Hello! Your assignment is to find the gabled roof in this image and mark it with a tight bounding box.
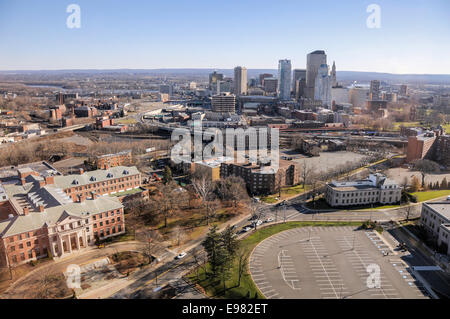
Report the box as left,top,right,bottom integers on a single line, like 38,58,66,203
53,166,140,190
0,196,123,237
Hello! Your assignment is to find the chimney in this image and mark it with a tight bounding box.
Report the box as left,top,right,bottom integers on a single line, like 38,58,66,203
79,168,84,175
39,205,45,213
23,207,29,216
39,180,46,188
45,176,55,185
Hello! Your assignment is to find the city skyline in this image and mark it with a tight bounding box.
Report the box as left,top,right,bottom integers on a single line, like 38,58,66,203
0,0,449,73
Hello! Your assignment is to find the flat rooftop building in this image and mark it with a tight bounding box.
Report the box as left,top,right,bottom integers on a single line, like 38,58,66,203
325,173,401,207
420,198,450,255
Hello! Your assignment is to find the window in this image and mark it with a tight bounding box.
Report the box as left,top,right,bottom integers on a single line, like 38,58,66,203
19,243,23,249
26,241,31,247
11,255,17,263
10,246,15,252
20,253,25,261
28,250,33,259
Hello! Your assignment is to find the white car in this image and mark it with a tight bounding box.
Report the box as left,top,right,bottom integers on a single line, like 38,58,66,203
175,252,187,259
242,226,253,232
255,220,263,226
265,217,274,223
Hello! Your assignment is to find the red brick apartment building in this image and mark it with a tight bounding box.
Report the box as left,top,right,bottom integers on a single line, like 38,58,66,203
406,127,448,167
220,159,300,195
0,165,141,267
94,150,133,170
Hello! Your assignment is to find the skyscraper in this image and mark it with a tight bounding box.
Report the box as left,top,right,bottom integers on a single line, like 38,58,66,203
234,66,248,96
209,71,224,87
331,61,337,87
314,64,332,108
293,69,306,98
278,59,292,100
369,80,381,100
306,50,327,99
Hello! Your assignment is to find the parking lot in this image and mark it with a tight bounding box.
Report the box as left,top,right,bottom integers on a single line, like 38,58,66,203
249,226,430,299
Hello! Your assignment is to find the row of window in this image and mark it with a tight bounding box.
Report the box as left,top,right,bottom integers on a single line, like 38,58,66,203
8,231,40,243
93,216,121,228
94,225,122,238
10,247,47,263
66,176,139,193
92,209,121,221
9,238,40,251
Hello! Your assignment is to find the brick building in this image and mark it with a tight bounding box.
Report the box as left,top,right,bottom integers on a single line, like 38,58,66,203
94,150,133,170
220,159,300,195
406,127,448,167
0,166,137,267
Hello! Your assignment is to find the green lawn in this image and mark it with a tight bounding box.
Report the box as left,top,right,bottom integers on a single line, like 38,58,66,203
115,117,137,124
392,121,420,131
411,190,450,202
188,221,362,299
260,184,310,203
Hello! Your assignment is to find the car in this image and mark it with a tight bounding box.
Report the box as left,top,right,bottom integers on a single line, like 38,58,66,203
175,252,187,259
242,226,253,232
265,217,274,223
255,220,263,226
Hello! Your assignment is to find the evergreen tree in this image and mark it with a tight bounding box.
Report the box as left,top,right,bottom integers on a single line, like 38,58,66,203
441,177,448,190
221,226,239,257
202,225,223,277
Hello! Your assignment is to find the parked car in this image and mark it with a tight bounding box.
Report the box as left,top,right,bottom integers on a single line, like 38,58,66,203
265,217,274,223
175,252,187,259
242,226,253,232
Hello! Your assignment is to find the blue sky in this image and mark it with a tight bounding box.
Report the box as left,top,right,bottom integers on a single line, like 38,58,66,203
0,0,449,73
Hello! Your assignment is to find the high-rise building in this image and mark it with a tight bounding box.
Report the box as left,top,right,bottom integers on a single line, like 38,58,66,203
263,78,278,94
234,66,248,96
160,84,173,96
314,64,332,108
306,50,327,99
293,69,306,98
259,73,273,86
277,59,292,100
331,61,337,87
211,93,236,113
216,78,233,94
400,84,407,96
209,71,224,87
369,80,381,100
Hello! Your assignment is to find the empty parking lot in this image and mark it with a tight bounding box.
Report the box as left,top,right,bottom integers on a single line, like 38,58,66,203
249,226,430,299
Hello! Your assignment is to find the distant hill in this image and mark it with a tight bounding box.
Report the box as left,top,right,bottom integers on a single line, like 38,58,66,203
1,69,450,84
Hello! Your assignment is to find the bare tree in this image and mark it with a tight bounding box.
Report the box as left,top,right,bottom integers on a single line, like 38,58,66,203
300,160,311,189
171,226,187,248
249,201,264,230
137,229,163,265
402,206,413,222
413,159,440,187
192,174,215,225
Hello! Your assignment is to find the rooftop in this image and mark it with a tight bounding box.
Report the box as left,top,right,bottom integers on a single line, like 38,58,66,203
424,200,450,220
